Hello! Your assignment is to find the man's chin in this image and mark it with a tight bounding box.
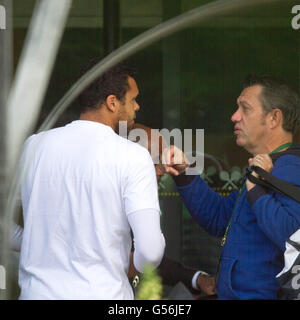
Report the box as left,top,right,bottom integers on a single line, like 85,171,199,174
235,136,245,147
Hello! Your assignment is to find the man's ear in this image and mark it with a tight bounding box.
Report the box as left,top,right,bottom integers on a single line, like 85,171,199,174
269,108,282,129
105,95,119,112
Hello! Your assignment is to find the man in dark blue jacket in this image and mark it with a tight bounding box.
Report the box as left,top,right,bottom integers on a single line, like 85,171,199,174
162,75,300,299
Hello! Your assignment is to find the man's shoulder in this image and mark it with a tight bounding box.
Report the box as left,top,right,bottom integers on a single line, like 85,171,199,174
114,136,154,174
272,148,300,185
24,131,46,148
24,127,64,146
117,134,150,157
273,145,300,168
274,154,300,168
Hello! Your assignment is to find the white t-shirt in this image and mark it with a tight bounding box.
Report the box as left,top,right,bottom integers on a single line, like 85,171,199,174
18,120,163,300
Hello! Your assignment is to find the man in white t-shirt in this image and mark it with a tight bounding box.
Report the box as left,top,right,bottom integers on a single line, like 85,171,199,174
18,61,165,300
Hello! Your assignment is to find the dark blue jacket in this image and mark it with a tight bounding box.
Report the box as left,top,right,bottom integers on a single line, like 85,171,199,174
174,146,300,299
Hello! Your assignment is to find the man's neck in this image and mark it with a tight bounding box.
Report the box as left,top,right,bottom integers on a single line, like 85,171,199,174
79,112,116,132
251,134,293,156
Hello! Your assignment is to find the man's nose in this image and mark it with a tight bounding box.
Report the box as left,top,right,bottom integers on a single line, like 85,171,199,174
135,102,140,111
231,108,241,123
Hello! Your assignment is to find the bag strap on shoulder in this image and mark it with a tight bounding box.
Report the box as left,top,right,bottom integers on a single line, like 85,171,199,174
246,145,300,204
246,165,300,204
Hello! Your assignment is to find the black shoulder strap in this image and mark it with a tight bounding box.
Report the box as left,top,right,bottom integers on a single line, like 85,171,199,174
246,146,300,204
247,166,300,204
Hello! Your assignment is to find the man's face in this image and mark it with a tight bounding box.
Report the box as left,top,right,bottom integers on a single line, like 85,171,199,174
231,85,269,154
118,76,140,131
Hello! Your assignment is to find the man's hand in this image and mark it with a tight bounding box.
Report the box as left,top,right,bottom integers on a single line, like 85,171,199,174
196,274,215,296
246,154,273,191
161,145,190,176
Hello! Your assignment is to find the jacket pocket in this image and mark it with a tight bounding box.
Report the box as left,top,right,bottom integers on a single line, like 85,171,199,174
217,256,238,299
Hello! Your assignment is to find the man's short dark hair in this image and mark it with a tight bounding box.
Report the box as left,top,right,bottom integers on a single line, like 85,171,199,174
243,74,300,135
78,58,136,113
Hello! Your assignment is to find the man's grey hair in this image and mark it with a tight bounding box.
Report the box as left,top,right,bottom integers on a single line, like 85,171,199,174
243,74,300,135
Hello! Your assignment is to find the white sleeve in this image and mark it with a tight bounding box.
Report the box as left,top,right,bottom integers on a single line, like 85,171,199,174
192,270,209,290
124,146,160,215
128,209,165,273
11,222,23,252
